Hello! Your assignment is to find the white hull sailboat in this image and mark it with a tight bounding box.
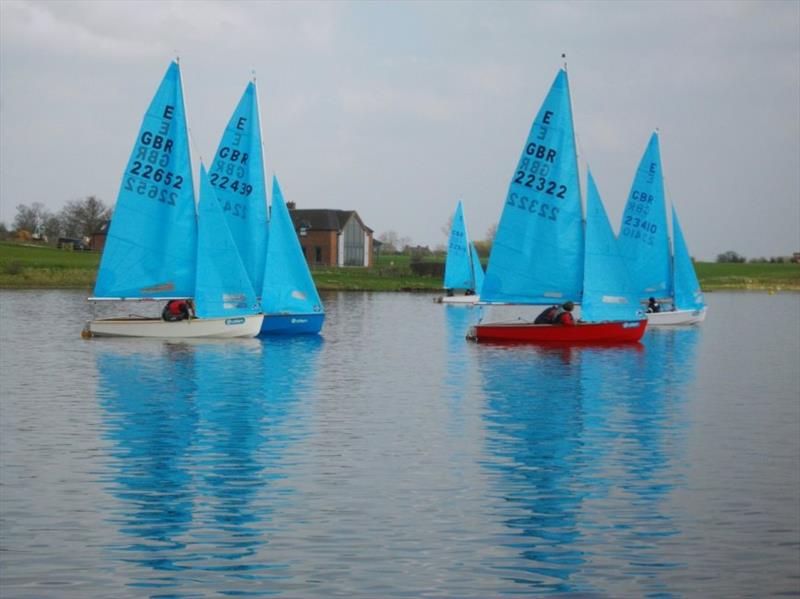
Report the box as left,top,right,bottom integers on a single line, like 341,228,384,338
436,200,485,304
87,314,263,338
618,132,707,327
86,61,263,339
647,307,706,326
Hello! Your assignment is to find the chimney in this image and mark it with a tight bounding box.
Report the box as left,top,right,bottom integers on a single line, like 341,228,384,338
286,201,296,210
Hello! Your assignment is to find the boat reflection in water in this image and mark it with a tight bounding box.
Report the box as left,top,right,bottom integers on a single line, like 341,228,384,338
95,336,322,593
476,327,700,594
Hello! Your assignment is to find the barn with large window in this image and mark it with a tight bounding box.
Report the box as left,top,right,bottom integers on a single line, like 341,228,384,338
287,204,374,267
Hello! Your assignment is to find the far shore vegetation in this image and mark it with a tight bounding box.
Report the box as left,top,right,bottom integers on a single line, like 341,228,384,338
1,241,799,293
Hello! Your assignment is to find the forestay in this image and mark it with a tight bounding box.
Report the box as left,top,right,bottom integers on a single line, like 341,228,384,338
671,205,705,310
260,176,324,316
481,69,583,304
443,200,474,290
582,171,642,322
194,165,261,319
617,131,671,301
93,61,197,299
210,81,269,293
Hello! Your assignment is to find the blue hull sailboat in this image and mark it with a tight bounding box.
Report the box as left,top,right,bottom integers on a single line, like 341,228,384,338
260,176,325,334
86,61,263,338
618,132,706,325
469,67,646,344
438,200,485,304
211,80,324,335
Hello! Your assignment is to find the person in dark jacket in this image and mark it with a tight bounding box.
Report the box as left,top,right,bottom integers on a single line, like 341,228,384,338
553,301,576,326
647,297,661,313
534,301,576,325
162,299,195,322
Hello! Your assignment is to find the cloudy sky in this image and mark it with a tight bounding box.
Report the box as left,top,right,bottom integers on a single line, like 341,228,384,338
1,0,798,260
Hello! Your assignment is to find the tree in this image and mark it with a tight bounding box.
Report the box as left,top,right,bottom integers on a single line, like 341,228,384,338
60,196,111,239
0,222,9,240
42,214,63,243
441,214,453,239
378,230,403,253
485,222,498,243
14,202,49,235
716,250,746,263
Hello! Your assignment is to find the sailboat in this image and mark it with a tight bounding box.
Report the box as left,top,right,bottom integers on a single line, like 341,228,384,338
468,68,646,344
211,80,324,335
618,132,707,325
259,176,325,334
85,61,263,338
437,200,485,304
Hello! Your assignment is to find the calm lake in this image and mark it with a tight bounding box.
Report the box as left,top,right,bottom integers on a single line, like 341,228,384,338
1,290,798,597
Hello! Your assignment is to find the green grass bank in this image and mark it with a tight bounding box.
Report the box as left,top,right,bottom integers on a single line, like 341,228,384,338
1,242,798,292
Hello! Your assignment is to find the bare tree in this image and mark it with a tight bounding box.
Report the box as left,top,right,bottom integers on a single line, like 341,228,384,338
43,214,63,243
60,196,111,239
485,222,498,243
13,202,50,235
377,230,400,253
441,214,453,239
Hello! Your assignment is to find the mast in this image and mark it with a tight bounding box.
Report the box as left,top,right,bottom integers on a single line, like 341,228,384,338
251,70,270,221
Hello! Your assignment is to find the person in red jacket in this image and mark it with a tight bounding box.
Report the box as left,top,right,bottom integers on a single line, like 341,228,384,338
553,301,576,326
162,299,195,322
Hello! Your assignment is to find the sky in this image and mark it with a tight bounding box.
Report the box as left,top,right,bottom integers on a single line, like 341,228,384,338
1,0,798,261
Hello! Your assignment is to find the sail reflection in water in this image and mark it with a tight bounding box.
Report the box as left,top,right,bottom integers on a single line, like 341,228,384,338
95,337,322,592
476,329,700,594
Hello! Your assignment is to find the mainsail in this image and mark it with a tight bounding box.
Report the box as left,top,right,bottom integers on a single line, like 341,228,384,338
209,81,269,293
481,69,583,304
582,171,642,322
194,165,261,319
443,200,474,290
94,61,197,299
617,131,671,301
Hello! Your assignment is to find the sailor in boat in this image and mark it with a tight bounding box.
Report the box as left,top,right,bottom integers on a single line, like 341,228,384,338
534,301,576,325
162,299,195,322
647,297,662,313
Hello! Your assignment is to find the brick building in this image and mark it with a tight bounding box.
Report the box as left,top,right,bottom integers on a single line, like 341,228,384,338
288,204,373,267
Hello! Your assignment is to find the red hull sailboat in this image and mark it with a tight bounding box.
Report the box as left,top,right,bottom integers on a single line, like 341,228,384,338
468,320,647,344
473,66,647,345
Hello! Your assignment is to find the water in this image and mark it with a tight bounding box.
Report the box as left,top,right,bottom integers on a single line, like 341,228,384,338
1,290,798,597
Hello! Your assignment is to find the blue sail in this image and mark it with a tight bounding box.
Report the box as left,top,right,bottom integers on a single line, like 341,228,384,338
443,200,474,290
481,69,583,304
671,205,705,310
194,165,260,318
617,131,671,301
470,242,485,295
94,61,197,298
260,176,324,318
210,81,269,293
582,171,642,322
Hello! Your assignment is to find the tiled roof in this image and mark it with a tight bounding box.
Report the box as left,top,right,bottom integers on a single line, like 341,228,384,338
288,209,372,233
